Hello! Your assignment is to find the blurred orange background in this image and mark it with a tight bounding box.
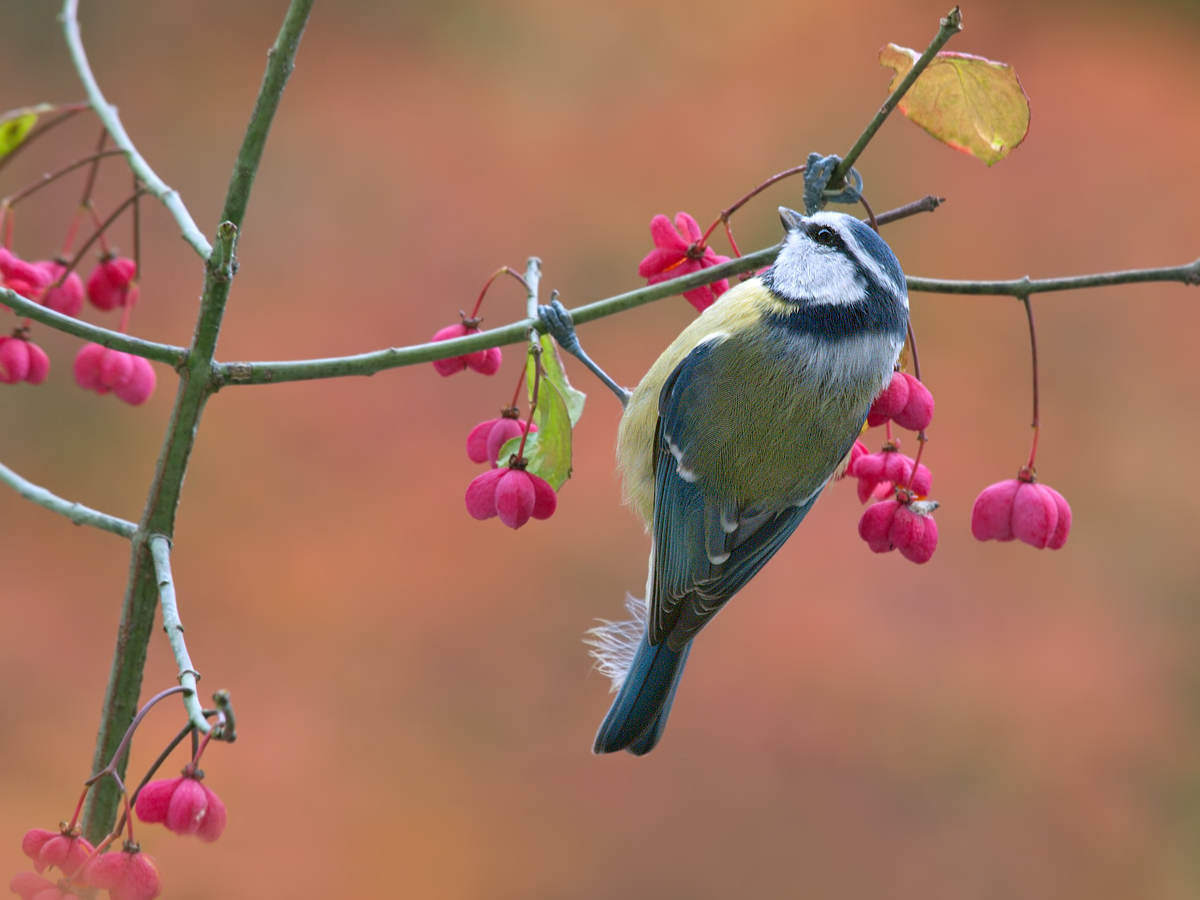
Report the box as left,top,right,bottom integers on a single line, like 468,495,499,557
2,1,1199,897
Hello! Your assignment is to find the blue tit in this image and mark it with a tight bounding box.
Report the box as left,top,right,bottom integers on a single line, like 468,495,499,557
589,207,909,755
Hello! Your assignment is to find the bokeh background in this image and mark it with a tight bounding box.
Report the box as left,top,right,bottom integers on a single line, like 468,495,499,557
2,1,1199,897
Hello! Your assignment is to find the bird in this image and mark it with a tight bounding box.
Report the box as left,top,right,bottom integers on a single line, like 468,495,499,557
588,206,910,755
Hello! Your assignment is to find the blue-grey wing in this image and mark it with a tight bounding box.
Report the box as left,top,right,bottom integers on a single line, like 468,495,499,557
648,339,820,650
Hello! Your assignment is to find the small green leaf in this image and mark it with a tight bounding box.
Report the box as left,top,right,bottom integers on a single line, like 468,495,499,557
880,44,1030,166
536,333,586,426
0,104,54,159
497,352,573,490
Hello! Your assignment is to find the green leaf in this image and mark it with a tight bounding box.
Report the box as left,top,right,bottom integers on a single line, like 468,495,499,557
496,352,573,490
880,44,1030,166
535,333,586,426
0,104,54,159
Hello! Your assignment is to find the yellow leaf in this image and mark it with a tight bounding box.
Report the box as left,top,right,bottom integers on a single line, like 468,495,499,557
0,104,54,159
881,44,1030,166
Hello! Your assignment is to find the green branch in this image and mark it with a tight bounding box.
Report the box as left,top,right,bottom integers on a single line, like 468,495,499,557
0,459,136,537
2,288,188,364
212,246,780,386
830,6,963,189
148,536,209,734
907,258,1200,296
212,248,1200,388
80,0,314,843
61,0,212,260
220,0,314,230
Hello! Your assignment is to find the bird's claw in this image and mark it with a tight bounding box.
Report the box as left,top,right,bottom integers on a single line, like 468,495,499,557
537,298,582,355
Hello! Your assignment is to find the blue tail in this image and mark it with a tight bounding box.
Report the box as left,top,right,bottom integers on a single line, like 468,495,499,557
593,634,691,755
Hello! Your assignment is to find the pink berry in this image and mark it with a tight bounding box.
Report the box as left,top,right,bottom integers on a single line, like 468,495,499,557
8,871,66,900
857,497,939,563
0,248,53,299
858,499,899,553
430,322,502,377
32,261,84,317
848,445,931,504
73,343,107,391
892,374,935,431
971,479,1020,542
866,372,934,431
85,256,137,311
21,827,94,877
135,774,227,842
971,477,1072,550
0,336,31,384
467,345,502,375
466,416,538,467
837,439,870,481
23,341,49,385
465,467,557,529
73,344,156,404
82,847,162,900
114,355,156,406
866,371,910,426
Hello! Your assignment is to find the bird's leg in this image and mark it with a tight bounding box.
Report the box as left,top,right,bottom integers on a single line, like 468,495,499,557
537,295,632,408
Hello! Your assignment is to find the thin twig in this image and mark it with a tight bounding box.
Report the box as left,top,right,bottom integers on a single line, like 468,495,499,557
52,188,144,286
907,259,1200,296
0,459,136,537
84,686,187,787
523,257,542,321
830,7,963,190
0,288,187,364
60,0,212,259
148,536,211,735
871,195,943,227
1,149,125,207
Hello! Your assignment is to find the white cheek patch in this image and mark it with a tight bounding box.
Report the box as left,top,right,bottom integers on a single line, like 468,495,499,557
772,237,864,306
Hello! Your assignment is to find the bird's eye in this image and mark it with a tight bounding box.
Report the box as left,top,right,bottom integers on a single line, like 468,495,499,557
814,227,836,245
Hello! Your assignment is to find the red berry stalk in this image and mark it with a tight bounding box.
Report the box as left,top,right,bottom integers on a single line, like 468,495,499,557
971,295,1072,549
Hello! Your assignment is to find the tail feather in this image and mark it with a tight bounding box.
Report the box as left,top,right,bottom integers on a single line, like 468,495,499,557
623,641,691,755
591,626,691,755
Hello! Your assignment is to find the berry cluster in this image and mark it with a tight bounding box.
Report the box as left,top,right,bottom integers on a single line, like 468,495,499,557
1,245,154,406
430,268,570,530
845,370,940,564
9,688,228,900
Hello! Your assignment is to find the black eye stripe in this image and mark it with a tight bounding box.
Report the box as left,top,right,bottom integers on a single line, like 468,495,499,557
806,222,845,251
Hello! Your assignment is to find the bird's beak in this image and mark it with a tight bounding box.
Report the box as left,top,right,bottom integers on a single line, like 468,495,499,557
778,207,803,232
